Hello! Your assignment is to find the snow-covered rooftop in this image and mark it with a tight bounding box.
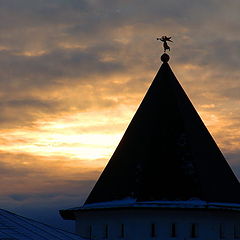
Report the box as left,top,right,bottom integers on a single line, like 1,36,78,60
81,199,240,211
0,209,84,240
61,198,240,220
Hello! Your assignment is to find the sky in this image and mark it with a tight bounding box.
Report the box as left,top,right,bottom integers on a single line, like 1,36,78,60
0,0,240,232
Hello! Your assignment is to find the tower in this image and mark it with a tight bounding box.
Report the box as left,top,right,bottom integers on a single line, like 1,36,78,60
60,53,240,240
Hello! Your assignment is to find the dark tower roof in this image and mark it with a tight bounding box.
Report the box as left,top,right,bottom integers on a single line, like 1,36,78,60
85,55,240,205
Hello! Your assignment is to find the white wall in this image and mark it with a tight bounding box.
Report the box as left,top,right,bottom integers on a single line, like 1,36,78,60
74,208,240,240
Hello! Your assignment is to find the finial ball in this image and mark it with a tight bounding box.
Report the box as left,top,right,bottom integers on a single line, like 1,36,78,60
161,53,170,63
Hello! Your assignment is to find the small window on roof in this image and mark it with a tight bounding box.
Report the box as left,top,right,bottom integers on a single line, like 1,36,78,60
190,223,197,238
89,225,92,240
220,224,225,239
151,223,156,237
171,223,176,237
105,224,109,239
234,224,240,239
120,224,125,238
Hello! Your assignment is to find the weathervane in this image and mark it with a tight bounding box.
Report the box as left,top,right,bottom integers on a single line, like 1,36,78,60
157,36,173,52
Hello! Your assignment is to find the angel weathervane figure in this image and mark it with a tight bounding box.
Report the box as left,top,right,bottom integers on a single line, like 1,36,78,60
157,36,173,52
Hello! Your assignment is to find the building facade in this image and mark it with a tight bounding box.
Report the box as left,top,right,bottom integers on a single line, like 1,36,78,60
75,207,240,240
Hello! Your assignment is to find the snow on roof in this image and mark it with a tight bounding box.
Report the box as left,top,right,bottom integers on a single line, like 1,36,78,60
61,198,240,220
70,198,240,211
0,209,84,240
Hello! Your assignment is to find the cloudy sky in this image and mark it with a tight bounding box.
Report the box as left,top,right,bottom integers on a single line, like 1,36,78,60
0,0,240,231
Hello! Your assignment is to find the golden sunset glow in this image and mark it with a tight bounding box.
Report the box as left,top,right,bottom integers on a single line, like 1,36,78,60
0,106,135,167
0,0,240,230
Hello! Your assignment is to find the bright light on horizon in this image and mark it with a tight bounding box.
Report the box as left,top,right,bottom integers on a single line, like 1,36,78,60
0,106,134,163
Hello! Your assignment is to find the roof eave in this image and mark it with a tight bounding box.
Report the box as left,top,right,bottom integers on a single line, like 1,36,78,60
60,201,240,219
59,209,76,220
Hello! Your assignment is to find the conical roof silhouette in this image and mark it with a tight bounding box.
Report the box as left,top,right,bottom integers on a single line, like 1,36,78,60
85,55,240,205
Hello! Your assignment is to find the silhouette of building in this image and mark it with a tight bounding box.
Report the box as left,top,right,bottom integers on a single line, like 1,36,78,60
60,54,240,240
